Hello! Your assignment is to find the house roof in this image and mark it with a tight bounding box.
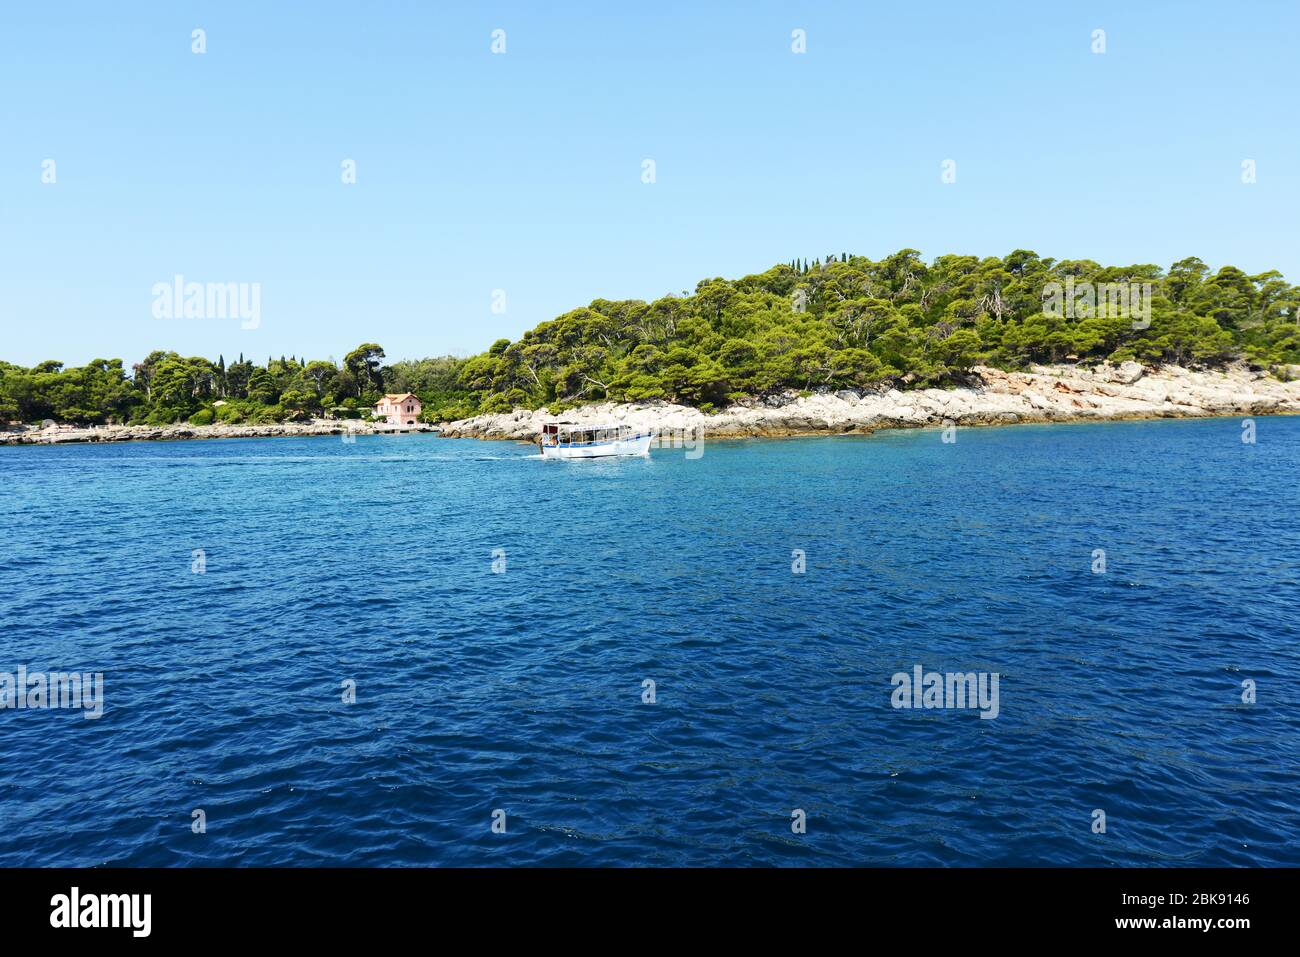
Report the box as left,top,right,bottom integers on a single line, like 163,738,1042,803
378,393,419,404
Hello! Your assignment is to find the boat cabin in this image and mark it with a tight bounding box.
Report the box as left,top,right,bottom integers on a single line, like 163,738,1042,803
540,422,633,448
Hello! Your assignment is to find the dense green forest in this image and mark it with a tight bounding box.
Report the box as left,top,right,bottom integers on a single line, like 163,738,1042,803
3,250,1298,426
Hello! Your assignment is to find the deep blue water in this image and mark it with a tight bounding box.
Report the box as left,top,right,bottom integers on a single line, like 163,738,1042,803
1,417,1297,866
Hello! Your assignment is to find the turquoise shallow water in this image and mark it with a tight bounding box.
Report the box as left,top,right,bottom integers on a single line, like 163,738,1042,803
0,416,1297,866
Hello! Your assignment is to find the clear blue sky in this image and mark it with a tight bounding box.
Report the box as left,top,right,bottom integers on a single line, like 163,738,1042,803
2,1,1296,367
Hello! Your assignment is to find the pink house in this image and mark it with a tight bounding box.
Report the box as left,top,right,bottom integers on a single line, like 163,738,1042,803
374,393,422,425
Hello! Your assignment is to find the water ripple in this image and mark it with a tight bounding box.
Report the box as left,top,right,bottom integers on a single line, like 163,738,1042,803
0,419,1297,865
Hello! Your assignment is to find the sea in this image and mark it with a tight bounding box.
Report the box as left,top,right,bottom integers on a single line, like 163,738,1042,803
1,416,1296,866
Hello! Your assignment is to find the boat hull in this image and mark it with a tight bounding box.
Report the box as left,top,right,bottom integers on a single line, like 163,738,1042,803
540,433,652,459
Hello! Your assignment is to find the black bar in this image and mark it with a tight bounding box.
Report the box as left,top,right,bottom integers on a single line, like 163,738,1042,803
0,867,1279,942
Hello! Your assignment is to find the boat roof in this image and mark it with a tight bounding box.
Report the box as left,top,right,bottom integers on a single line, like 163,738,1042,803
549,421,627,430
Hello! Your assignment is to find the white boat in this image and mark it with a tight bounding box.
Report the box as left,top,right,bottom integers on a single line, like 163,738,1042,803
539,422,652,459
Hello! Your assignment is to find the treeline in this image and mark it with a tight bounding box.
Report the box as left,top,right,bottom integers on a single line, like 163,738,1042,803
3,250,1297,426
458,250,1299,413
0,345,473,426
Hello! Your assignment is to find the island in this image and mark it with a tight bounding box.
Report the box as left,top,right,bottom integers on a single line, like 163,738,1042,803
3,250,1298,444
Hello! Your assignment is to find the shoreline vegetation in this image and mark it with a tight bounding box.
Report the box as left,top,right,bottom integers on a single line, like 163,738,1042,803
3,363,1296,445
4,250,1298,445
439,362,1300,441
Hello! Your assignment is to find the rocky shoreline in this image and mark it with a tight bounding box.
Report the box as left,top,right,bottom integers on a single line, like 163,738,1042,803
0,419,438,446
438,362,1300,441
4,363,1297,446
